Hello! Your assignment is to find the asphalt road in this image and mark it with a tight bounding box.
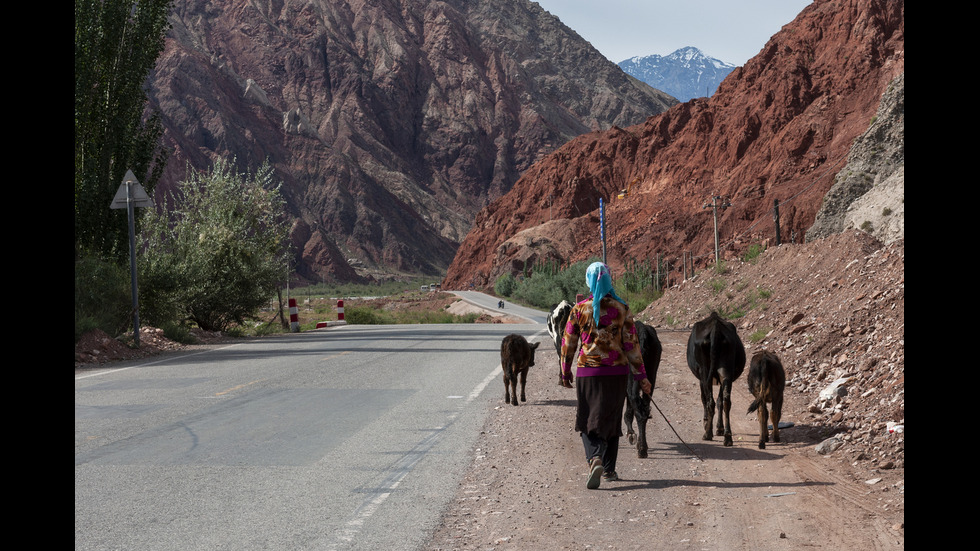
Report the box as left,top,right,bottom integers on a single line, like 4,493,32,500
449,291,550,324
75,317,551,550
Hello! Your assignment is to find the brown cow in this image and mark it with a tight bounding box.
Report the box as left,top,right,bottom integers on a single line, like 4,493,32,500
500,334,540,406
746,350,786,449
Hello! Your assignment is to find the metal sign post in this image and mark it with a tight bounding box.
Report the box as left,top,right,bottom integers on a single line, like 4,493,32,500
110,170,153,347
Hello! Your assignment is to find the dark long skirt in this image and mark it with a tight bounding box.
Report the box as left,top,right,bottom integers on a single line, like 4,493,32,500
575,374,628,441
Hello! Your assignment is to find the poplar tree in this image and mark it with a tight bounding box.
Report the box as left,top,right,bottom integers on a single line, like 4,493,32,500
75,0,172,261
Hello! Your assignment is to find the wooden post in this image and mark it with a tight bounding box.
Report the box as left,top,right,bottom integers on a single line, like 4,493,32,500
655,253,661,292
773,198,782,246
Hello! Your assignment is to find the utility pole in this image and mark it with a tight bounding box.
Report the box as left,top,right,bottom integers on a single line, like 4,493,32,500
703,195,731,265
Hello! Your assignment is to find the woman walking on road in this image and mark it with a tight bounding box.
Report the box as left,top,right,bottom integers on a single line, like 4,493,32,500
559,262,652,489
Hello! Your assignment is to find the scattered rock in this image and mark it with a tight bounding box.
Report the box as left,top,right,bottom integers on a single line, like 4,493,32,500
816,437,844,455
75,327,230,369
818,377,851,404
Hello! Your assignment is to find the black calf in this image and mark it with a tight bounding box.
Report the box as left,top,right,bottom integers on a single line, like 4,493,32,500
500,334,539,406
624,320,662,458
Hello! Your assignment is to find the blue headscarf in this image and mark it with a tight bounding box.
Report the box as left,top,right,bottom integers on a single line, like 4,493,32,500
586,262,626,326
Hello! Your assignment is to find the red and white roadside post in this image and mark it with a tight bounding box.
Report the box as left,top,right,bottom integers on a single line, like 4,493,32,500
289,298,300,332
314,299,347,329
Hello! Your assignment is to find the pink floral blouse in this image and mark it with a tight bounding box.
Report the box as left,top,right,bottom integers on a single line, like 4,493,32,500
559,296,647,382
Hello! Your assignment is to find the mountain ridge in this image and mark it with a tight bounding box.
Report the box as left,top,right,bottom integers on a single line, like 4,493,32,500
146,0,676,283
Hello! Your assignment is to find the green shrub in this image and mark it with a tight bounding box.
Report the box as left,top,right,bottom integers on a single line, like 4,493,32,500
344,306,389,325
342,304,479,325
75,255,132,342
138,158,290,331
496,258,670,313
709,278,726,294
494,273,516,297
160,321,196,344
715,304,746,319
512,272,565,308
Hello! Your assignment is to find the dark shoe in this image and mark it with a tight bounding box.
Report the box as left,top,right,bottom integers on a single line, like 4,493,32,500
587,456,604,489
602,470,619,481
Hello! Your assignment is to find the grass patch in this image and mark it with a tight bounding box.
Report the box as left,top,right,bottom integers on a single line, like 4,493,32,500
714,304,747,320
748,327,772,343
343,305,479,325
704,282,775,322
741,243,766,264
709,278,726,295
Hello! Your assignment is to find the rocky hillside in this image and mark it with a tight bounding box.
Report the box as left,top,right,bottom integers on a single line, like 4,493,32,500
443,0,904,290
641,229,904,469
146,0,676,283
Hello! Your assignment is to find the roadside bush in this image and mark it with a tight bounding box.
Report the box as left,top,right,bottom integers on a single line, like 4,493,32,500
496,258,664,313
159,320,195,344
554,260,592,300
504,260,592,310
139,158,290,331
344,306,388,325
494,273,516,297
512,272,565,308
75,255,132,342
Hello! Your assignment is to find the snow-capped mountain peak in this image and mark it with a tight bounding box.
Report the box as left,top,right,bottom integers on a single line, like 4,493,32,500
619,47,736,102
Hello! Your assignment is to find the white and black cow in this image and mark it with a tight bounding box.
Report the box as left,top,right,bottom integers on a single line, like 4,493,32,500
546,300,573,385
624,320,662,458
687,311,746,446
500,334,540,406
746,350,786,449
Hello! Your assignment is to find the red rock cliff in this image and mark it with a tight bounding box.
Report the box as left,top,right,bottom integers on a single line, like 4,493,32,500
443,0,904,290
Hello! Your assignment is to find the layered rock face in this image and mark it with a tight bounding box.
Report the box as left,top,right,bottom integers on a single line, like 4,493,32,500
443,0,904,290
147,0,676,283
807,73,904,245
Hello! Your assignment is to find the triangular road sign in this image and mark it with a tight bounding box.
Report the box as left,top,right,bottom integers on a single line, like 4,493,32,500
110,170,153,209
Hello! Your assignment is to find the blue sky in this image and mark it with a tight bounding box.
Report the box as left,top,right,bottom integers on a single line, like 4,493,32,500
532,0,813,66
